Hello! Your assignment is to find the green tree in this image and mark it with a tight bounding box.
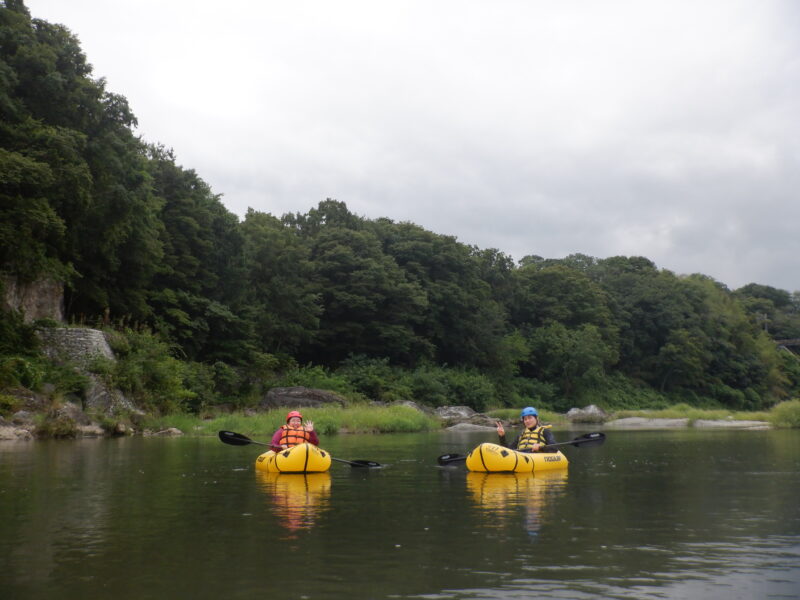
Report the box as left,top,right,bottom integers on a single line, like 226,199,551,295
735,283,800,340
510,264,615,332
1,4,164,319
589,257,692,382
240,209,320,356
527,322,615,408
688,275,786,407
306,224,431,364
373,220,509,370
655,328,712,392
146,146,248,363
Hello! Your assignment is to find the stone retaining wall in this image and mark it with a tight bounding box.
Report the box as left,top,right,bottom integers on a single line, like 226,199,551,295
36,327,115,368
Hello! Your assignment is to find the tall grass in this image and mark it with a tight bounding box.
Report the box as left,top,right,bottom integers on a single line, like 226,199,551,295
768,399,800,428
488,402,779,425
484,401,799,428
142,404,442,437
611,403,771,423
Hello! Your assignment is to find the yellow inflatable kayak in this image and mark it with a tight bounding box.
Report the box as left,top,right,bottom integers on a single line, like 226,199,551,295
465,442,568,473
255,443,332,473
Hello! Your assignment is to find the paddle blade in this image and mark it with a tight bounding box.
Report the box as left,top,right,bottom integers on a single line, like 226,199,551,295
350,459,382,468
350,460,383,469
331,457,382,468
437,453,467,466
218,430,254,446
570,432,605,448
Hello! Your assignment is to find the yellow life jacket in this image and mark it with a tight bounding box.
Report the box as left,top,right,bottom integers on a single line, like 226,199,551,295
517,424,552,451
279,425,312,448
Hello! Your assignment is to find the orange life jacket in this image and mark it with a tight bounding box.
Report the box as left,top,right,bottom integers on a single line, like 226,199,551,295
279,425,312,448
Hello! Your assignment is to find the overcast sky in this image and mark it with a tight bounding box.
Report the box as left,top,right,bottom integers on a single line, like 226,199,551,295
23,0,800,292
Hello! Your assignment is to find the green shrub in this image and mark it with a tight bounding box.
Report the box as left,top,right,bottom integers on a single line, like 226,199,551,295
213,361,242,401
769,399,800,428
0,393,21,415
182,361,219,412
336,355,412,402
87,356,115,376
443,369,495,412
104,330,132,355
35,410,78,438
506,377,558,410
708,383,747,409
0,356,44,389
42,363,89,396
0,308,39,355
106,328,195,414
32,318,61,329
395,364,496,411
273,365,359,400
744,388,765,410
575,373,669,411
405,366,450,407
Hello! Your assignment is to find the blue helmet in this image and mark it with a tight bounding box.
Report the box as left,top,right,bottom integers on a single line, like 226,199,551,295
520,406,538,418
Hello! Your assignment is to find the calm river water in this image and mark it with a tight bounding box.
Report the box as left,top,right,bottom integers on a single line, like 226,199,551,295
1,428,798,599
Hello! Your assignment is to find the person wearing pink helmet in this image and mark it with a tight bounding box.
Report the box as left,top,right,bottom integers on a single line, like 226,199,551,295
270,410,320,452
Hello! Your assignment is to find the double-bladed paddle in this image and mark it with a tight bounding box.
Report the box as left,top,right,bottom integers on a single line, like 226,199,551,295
218,430,382,468
437,431,606,466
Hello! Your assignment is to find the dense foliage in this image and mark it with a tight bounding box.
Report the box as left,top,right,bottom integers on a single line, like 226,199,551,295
2,1,799,416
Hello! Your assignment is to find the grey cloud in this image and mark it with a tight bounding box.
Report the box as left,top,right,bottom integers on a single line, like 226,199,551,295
24,0,800,292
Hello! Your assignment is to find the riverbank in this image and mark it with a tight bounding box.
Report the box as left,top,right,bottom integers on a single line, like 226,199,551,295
603,417,771,430
445,417,773,432
2,399,798,440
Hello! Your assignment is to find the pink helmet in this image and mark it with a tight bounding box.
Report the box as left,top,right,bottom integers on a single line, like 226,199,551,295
286,410,303,422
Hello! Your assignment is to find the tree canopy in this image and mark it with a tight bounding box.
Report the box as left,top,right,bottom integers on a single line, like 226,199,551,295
2,1,799,412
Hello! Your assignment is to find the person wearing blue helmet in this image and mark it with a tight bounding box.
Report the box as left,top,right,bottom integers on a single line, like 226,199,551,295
495,406,556,452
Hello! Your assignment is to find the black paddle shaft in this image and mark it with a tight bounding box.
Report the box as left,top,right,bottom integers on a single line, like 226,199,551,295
219,430,267,446
218,430,382,468
542,432,605,449
332,457,382,468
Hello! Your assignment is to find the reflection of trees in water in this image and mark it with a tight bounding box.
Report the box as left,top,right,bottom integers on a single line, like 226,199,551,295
466,471,568,537
4,440,115,585
256,472,331,537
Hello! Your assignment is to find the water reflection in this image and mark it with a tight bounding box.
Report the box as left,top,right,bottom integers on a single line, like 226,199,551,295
466,471,568,537
1,431,798,600
255,472,331,536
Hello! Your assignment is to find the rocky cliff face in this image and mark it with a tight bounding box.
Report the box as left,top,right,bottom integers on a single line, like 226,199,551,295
36,327,138,416
2,276,64,322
